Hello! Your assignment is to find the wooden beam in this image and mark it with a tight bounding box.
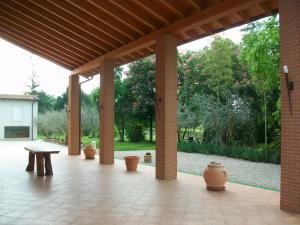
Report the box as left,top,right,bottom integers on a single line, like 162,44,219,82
0,22,80,67
47,0,133,43
67,0,140,39
88,0,147,35
159,0,185,18
72,0,268,75
29,0,120,48
110,0,160,30
0,29,73,69
4,0,107,54
0,13,89,63
133,0,171,25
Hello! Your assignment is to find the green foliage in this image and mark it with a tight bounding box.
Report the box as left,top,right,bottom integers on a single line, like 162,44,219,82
240,15,280,147
240,15,279,93
81,106,99,137
178,142,280,164
36,90,56,113
126,122,145,142
124,57,156,142
54,89,68,110
201,37,236,101
38,110,67,139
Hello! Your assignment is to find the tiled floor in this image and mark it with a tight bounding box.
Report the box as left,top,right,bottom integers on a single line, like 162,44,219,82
0,141,299,225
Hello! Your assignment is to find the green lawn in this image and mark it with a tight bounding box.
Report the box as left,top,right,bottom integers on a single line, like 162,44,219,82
39,135,155,151
81,136,155,151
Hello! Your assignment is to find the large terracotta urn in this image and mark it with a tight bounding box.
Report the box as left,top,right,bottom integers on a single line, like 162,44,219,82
124,156,139,171
203,162,228,191
83,145,96,159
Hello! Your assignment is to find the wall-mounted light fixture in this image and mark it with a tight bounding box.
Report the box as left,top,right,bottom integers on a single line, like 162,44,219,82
283,65,293,113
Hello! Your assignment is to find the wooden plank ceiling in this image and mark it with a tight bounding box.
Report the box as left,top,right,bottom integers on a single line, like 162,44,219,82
0,0,278,76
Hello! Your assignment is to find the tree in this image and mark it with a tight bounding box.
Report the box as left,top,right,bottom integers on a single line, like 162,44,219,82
240,15,280,150
81,106,99,137
36,91,56,113
126,56,156,142
26,56,40,96
201,36,236,102
54,89,68,110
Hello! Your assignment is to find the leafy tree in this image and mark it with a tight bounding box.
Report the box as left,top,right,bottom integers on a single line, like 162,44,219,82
54,89,68,110
126,56,156,142
36,91,56,113
240,15,280,149
81,106,99,137
201,36,236,102
26,56,40,96
38,110,67,140
89,87,100,111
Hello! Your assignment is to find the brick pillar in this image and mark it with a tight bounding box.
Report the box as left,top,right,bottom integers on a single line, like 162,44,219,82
155,34,177,180
68,74,80,155
99,60,115,164
280,0,300,212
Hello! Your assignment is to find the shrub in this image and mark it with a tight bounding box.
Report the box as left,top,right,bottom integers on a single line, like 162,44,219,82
38,110,67,139
177,142,280,164
126,122,145,142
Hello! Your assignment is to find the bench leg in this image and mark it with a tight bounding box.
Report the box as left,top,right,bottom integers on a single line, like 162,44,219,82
26,152,35,172
36,153,44,176
44,153,53,176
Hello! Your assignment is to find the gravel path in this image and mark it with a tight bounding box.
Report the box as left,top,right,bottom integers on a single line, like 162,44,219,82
115,150,280,191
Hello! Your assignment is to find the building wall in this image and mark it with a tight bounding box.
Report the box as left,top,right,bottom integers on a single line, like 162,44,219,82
0,100,38,140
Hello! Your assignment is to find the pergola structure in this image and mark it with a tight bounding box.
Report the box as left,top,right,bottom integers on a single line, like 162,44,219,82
0,0,299,212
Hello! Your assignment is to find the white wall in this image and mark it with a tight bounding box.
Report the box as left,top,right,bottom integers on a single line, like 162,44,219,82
0,100,38,140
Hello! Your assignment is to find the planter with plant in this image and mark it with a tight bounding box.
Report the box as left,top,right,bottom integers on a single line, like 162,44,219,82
144,152,152,163
83,144,96,159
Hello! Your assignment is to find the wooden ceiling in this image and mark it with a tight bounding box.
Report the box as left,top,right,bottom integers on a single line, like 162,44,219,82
0,0,278,76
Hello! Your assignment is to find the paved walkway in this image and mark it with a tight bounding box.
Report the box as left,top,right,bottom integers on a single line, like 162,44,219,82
115,150,280,191
0,140,298,225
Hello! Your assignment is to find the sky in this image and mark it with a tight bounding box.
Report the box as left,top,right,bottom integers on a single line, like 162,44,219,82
0,24,247,97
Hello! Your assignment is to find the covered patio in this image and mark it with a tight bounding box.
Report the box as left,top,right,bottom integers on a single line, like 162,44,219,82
1,140,300,225
0,0,300,220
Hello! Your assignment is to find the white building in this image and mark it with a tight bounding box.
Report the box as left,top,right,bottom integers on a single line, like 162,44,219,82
0,94,38,140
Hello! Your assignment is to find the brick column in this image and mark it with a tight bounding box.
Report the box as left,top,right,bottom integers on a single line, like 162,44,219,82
68,74,80,155
99,60,115,164
279,0,300,212
155,34,177,180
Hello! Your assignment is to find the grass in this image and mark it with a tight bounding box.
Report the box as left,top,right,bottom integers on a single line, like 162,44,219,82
81,136,155,151
38,134,155,151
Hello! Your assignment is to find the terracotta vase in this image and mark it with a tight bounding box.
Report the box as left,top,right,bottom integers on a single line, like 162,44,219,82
203,162,228,191
83,145,96,159
124,156,139,171
144,154,152,163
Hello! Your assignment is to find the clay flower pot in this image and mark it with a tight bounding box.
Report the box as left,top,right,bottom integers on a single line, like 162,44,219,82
124,156,139,171
144,152,152,163
83,145,96,159
203,162,228,191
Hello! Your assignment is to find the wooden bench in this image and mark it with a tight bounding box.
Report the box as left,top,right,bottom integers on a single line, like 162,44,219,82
25,146,60,176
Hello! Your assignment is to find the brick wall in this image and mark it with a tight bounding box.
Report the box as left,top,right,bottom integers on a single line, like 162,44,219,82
279,0,300,212
68,74,81,155
99,60,115,164
155,35,177,180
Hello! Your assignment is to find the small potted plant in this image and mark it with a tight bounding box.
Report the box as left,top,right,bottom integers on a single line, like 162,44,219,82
144,152,152,163
124,156,140,171
83,144,96,159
